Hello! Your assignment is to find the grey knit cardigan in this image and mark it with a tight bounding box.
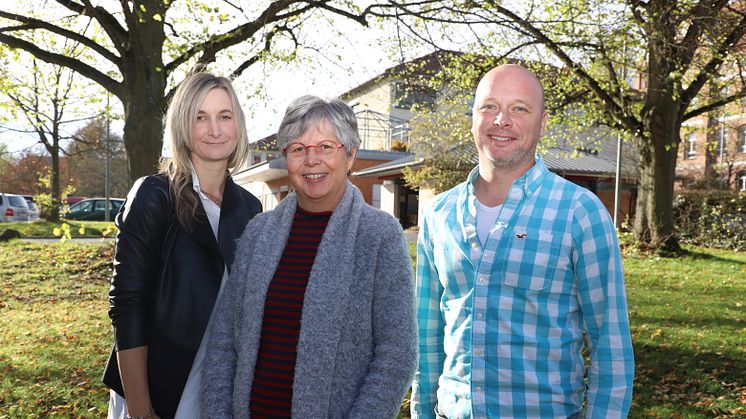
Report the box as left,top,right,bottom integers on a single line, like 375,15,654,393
201,181,417,419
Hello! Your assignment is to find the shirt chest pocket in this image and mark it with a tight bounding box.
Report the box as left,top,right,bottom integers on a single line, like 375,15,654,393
499,231,562,292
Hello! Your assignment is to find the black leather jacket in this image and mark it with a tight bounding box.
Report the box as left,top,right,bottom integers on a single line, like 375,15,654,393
102,174,261,418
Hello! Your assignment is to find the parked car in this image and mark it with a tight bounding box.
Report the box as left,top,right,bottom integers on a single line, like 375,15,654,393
64,198,125,221
0,193,30,222
65,196,87,205
22,195,42,221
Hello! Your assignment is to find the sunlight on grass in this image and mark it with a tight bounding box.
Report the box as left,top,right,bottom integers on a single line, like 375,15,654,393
0,220,117,238
1,241,744,417
1,241,113,417
624,246,746,418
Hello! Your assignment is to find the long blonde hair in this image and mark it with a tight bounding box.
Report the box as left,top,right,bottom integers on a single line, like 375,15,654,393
160,72,249,230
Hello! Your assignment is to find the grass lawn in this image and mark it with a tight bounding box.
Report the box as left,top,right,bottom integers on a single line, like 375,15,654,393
1,240,744,417
0,220,117,239
0,240,113,417
624,247,746,417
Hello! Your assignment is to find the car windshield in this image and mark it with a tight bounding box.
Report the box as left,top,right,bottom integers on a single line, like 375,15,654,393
70,201,94,212
70,199,123,212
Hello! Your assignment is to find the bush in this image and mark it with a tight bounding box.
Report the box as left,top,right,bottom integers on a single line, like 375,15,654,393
673,190,746,251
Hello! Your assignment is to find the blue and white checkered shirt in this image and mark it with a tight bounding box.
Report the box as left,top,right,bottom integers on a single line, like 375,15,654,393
411,157,634,419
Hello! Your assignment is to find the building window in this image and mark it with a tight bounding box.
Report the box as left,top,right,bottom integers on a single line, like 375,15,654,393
739,125,746,154
393,82,436,110
372,184,382,209
685,133,697,159
390,122,410,145
717,127,727,157
739,172,746,192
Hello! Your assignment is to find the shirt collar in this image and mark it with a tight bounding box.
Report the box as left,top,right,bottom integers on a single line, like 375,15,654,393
190,164,204,196
467,154,548,200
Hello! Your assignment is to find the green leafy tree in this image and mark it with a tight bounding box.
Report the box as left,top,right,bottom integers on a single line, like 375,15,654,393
398,52,563,193
401,77,477,193
0,0,399,182
0,39,95,221
0,142,11,179
67,117,129,198
382,0,746,252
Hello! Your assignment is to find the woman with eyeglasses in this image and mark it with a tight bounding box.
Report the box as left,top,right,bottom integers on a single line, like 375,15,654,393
201,95,417,418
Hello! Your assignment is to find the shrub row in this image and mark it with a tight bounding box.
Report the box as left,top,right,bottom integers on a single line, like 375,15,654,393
673,190,746,251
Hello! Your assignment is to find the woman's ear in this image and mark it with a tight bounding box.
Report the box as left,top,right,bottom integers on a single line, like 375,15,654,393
346,149,357,174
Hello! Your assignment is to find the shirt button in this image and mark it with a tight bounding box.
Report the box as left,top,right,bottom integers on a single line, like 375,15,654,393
478,276,486,284
474,348,483,356
477,313,484,320
471,241,480,249
475,386,482,393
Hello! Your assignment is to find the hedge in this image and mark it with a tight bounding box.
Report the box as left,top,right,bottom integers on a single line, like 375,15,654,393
673,190,746,251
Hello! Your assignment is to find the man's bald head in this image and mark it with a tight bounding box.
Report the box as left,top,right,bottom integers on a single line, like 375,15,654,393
474,64,545,113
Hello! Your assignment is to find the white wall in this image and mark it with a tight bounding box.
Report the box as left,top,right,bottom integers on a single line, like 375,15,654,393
236,181,281,212
417,187,436,227
380,181,398,219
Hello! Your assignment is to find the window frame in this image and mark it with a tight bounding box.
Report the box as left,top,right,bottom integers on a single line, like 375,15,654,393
738,172,746,192
685,132,697,159
717,126,727,158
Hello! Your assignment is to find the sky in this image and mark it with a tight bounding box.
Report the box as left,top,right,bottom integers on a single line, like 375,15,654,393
0,5,408,156
233,23,398,140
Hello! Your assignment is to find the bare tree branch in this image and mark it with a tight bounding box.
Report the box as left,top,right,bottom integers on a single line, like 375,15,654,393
680,10,746,108
675,0,729,72
77,0,129,57
164,0,305,73
0,10,120,63
684,89,746,120
0,33,122,97
487,4,644,135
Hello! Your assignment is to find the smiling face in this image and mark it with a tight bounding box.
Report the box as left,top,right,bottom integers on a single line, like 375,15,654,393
286,119,356,212
471,64,548,175
189,87,238,169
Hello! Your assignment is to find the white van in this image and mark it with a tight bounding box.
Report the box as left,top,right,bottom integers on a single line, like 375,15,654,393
22,195,42,221
0,193,30,222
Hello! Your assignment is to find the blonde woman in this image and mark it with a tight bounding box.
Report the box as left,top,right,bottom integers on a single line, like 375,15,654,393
103,72,262,419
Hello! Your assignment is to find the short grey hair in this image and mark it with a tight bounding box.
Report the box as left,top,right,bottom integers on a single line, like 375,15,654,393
277,95,361,157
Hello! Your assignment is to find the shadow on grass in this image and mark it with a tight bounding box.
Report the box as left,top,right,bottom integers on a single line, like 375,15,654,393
685,248,746,266
631,313,746,331
630,342,745,418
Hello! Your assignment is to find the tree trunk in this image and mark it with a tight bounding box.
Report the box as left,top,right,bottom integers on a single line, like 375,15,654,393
49,146,61,222
122,95,165,182
633,128,681,252
120,0,168,183
634,1,682,253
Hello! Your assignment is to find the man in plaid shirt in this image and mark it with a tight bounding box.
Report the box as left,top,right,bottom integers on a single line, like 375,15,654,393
410,64,634,419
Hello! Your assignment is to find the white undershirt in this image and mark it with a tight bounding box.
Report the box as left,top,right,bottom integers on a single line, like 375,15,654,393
475,198,503,246
174,171,224,418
